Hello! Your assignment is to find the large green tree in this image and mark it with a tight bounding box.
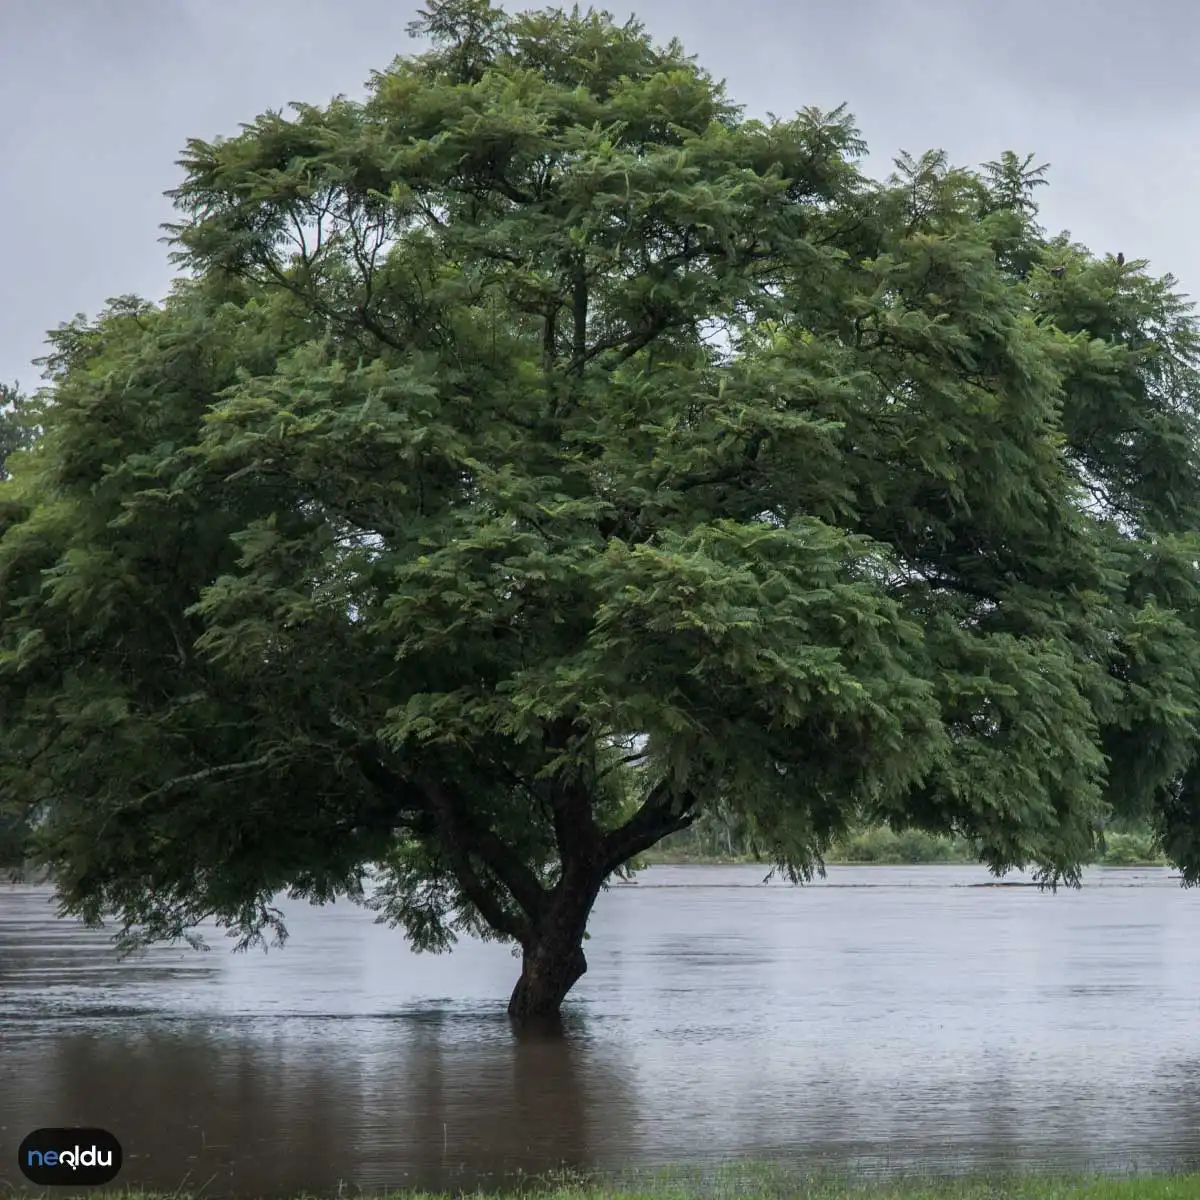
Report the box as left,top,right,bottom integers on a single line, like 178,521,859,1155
4,0,1200,1019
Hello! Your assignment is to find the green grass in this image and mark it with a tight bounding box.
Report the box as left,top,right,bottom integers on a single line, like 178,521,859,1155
55,1171,1200,1200
498,1181,1197,1200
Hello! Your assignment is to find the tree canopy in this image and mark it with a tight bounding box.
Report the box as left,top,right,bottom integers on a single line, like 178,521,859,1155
4,0,1200,1019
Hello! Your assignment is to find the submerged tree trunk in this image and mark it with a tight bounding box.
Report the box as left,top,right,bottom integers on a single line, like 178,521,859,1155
507,869,600,1023
507,937,588,1022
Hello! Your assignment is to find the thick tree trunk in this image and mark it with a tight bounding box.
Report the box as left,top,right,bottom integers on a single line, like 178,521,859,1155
507,938,588,1023
506,870,599,1023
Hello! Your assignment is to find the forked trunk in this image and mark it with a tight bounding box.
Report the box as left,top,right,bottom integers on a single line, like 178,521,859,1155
507,870,599,1023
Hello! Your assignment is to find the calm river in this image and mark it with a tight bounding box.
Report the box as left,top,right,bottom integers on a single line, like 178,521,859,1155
1,864,1199,1195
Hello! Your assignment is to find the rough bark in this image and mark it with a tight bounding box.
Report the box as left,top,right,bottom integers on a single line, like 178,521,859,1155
507,936,588,1024
507,865,601,1023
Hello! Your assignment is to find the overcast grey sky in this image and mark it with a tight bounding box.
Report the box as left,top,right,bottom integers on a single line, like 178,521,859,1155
2,0,1196,390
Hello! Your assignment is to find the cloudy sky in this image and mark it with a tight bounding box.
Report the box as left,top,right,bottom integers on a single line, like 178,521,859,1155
1,0,1195,389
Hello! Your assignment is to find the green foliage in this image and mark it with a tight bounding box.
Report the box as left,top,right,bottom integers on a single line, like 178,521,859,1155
654,820,974,865
655,819,1169,866
0,383,37,482
1097,829,1165,866
0,381,40,866
5,0,1200,1005
833,826,970,865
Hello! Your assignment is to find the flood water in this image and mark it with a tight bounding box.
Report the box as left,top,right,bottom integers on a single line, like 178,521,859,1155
2,864,1199,1195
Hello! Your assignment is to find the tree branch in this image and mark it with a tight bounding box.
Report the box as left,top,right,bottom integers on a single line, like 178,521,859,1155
544,718,605,871
595,750,649,783
567,314,679,374
456,821,548,921
424,778,532,943
352,741,548,923
601,777,699,874
130,755,279,809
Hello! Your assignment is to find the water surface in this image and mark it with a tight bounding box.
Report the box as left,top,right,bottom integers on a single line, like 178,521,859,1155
2,865,1198,1195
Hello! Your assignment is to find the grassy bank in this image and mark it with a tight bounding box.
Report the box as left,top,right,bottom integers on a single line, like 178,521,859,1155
59,1174,1200,1199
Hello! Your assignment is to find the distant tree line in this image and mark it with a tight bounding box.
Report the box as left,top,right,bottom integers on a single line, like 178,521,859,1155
650,813,1166,867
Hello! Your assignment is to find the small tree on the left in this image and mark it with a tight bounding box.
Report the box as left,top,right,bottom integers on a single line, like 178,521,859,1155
0,381,38,866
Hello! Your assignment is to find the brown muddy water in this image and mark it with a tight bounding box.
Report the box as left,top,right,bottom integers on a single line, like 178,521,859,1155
1,864,1199,1196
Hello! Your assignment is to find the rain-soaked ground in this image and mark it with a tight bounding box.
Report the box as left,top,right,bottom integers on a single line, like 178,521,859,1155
2,864,1199,1196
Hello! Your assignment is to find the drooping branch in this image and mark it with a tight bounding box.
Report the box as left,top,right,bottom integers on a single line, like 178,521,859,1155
454,819,549,921
355,744,548,927
424,778,533,943
351,743,438,833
